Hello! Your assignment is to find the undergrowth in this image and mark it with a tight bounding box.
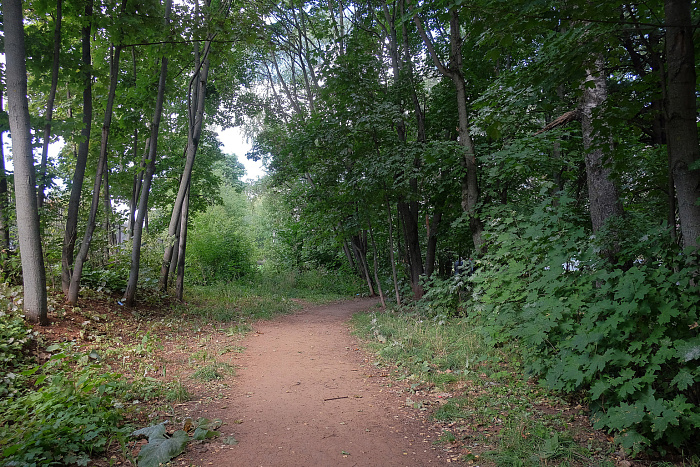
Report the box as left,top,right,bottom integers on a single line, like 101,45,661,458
183,266,363,322
351,310,615,465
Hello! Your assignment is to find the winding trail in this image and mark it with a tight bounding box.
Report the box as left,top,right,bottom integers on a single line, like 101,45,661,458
178,298,452,466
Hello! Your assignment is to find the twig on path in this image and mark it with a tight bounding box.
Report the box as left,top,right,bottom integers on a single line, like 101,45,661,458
323,396,349,401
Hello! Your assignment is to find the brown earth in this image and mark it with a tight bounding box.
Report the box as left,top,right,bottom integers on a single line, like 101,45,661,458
175,297,457,466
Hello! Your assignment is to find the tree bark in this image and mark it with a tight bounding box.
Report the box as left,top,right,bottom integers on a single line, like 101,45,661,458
68,34,125,305
37,0,63,209
385,198,401,306
3,0,49,324
580,57,624,233
382,3,425,298
352,233,375,296
175,185,190,300
414,9,484,253
159,35,211,290
665,0,700,249
61,0,93,295
124,0,172,306
368,221,386,308
0,90,10,251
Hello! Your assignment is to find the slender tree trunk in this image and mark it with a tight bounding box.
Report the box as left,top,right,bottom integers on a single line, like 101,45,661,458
3,0,49,324
385,198,401,306
368,221,386,308
124,0,172,306
580,57,624,233
425,209,442,277
169,215,181,278
0,91,10,251
159,37,211,290
38,0,63,209
382,5,424,298
352,233,375,296
61,0,93,295
665,0,700,249
175,186,190,300
130,138,149,238
67,35,125,305
415,9,484,252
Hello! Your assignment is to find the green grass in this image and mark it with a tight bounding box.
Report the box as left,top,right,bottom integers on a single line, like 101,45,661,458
350,309,616,466
191,362,235,381
183,268,363,323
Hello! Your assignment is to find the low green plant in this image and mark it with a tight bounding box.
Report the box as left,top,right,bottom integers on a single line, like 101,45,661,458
191,362,235,381
0,349,130,466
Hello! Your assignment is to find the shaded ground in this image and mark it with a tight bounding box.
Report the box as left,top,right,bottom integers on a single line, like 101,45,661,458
175,298,456,466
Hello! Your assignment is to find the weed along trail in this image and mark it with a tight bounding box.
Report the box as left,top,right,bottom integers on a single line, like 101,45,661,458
178,298,452,466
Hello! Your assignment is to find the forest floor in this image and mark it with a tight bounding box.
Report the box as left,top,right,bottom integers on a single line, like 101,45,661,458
31,294,644,467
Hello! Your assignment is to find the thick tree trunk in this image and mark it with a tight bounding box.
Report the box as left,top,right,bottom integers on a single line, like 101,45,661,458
124,0,172,306
397,200,423,298
67,38,124,305
3,0,49,324
38,0,62,209
665,0,700,249
61,0,93,295
425,209,442,277
581,57,624,233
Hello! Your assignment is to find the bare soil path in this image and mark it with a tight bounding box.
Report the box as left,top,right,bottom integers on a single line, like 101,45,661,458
177,298,453,466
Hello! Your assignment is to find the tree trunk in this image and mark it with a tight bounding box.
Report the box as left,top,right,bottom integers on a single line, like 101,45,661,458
425,209,442,278
37,0,62,209
385,199,401,306
123,0,172,306
0,90,10,251
414,9,484,253
580,57,624,234
3,0,49,324
665,0,700,249
368,221,386,308
175,186,190,301
352,233,375,296
67,36,125,305
397,200,423,298
61,0,93,295
382,5,425,298
159,37,211,290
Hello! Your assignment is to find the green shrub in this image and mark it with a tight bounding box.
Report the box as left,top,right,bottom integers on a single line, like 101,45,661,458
0,285,37,398
0,349,130,466
469,197,700,454
187,205,255,284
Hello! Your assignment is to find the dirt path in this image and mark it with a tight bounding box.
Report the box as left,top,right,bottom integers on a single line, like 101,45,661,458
177,298,453,466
